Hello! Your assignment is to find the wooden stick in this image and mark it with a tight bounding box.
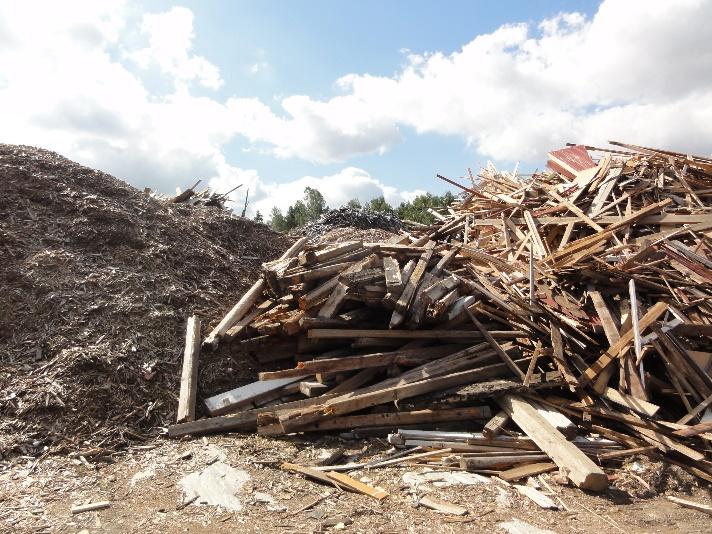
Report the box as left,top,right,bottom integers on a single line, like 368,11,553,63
71,501,111,514
466,308,525,379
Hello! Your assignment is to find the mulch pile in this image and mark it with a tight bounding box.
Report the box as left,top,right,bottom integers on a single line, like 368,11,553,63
300,207,403,239
0,144,291,458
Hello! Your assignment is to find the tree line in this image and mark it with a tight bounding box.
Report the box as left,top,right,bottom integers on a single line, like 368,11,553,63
263,187,456,232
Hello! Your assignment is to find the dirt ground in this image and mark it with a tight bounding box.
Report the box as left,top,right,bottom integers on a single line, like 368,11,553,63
2,433,711,534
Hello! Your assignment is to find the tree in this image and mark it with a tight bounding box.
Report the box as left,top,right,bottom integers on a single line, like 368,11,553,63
396,192,456,224
345,198,362,209
270,206,287,231
304,187,327,221
368,196,394,213
254,210,264,223
285,200,308,229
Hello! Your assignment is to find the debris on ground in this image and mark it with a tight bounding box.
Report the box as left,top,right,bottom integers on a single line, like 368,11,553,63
169,141,712,504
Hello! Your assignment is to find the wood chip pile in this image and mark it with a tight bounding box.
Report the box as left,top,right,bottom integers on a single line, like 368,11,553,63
169,140,712,493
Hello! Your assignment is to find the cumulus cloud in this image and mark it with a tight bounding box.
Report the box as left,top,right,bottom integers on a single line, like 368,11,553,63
230,0,712,162
128,6,223,90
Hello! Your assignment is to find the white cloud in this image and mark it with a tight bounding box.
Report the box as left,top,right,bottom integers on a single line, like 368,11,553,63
128,6,223,90
0,1,415,217
209,167,425,217
1,0,711,225
227,0,712,162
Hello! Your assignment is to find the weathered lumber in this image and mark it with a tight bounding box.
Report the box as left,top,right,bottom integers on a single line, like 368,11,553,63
307,329,525,340
326,471,389,500
71,501,111,514
298,241,363,266
204,376,303,416
204,237,307,347
418,495,467,516
499,462,557,482
578,302,668,387
498,394,609,491
394,242,435,312
176,315,201,424
483,409,510,439
260,407,490,435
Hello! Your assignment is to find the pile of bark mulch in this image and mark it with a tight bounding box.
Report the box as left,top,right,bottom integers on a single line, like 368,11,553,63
300,207,403,239
0,144,292,458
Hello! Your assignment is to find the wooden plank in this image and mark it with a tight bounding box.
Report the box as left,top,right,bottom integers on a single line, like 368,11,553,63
601,387,660,417
224,299,274,341
546,199,672,265
678,392,712,425
673,419,712,438
326,367,383,395
204,377,302,416
419,495,468,515
483,409,510,439
499,462,557,482
524,211,547,259
168,410,258,438
498,394,609,491
317,282,349,319
307,329,525,340
262,407,490,434
326,471,388,500
299,277,339,310
461,454,550,470
588,289,620,345
667,496,712,516
177,315,201,424
383,256,403,294
514,485,559,510
298,240,362,266
549,321,577,389
282,462,345,489
394,242,435,312
71,501,111,514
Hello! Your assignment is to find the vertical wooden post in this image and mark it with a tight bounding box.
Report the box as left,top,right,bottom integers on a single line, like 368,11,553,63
177,315,201,423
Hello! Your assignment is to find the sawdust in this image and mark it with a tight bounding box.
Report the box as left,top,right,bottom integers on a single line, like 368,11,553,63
0,144,291,458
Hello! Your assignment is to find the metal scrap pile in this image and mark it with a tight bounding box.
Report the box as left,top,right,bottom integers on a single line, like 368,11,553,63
170,141,712,496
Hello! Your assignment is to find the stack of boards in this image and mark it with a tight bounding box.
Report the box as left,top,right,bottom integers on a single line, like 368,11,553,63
169,140,712,493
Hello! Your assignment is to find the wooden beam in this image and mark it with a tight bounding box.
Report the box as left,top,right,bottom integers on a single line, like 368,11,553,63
176,315,201,423
260,407,490,435
498,394,609,491
204,376,302,416
499,462,557,482
307,329,525,340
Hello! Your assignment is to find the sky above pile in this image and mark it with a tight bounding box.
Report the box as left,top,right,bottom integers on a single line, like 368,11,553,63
1,0,711,216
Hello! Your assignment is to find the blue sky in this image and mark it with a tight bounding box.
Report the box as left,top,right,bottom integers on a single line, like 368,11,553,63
1,0,711,216
146,0,599,194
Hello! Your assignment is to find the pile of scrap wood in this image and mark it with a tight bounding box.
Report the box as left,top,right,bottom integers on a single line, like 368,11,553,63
169,140,712,494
